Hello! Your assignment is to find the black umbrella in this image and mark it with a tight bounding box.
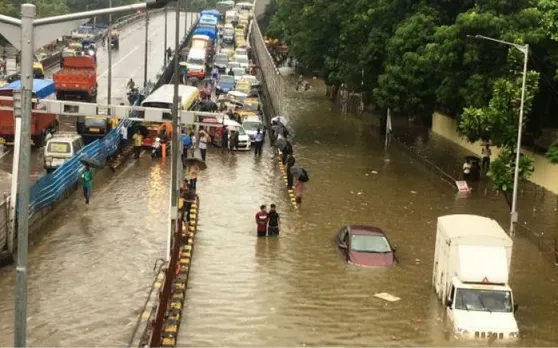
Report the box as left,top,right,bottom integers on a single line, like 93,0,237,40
200,99,218,112
80,156,101,168
186,77,199,86
184,157,207,171
137,125,149,137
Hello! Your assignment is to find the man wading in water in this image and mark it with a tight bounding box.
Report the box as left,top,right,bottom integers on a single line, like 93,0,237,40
267,204,280,236
81,164,93,204
255,205,268,237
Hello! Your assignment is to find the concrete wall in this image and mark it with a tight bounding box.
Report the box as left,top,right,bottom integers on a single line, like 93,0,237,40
432,111,558,195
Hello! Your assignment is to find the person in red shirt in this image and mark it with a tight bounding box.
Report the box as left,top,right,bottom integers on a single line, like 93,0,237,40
255,205,268,237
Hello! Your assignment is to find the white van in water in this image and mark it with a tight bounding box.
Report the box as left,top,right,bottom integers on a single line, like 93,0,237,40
44,134,83,173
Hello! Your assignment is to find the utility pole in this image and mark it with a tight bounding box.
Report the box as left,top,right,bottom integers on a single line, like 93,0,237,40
13,5,34,346
144,10,149,87
107,0,112,105
164,5,167,67
168,0,181,261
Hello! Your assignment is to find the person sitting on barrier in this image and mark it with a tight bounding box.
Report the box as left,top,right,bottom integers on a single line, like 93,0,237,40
181,180,196,222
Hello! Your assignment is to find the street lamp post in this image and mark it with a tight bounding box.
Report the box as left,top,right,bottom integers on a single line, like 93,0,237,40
469,34,529,235
144,10,149,87
108,0,112,105
164,5,168,66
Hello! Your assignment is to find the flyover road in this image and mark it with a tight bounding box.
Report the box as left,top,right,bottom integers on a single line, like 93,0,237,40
0,10,193,194
0,12,197,346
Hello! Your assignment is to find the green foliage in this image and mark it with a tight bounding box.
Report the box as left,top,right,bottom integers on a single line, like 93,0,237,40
487,149,534,196
546,141,558,163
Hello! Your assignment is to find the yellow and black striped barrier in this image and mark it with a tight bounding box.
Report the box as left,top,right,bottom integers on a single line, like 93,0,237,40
276,151,298,209
160,197,199,347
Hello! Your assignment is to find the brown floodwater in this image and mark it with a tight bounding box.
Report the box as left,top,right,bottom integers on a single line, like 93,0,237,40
176,80,558,346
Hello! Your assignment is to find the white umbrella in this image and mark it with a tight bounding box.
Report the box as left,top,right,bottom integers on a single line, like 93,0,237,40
271,116,287,125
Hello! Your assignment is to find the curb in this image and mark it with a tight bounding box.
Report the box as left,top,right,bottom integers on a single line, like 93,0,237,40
275,151,298,209
160,197,199,347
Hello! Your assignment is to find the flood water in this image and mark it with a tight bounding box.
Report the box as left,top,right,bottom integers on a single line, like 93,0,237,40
177,80,558,346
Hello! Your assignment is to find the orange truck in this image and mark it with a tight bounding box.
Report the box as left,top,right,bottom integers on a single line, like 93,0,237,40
53,55,97,102
0,79,59,147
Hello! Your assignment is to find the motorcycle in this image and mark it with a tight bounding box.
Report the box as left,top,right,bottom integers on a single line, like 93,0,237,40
151,137,162,158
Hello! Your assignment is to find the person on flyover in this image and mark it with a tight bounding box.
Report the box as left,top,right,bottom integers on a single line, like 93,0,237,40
81,164,93,205
127,78,135,91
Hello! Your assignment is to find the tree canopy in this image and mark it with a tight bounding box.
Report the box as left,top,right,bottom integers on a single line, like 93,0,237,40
266,0,558,202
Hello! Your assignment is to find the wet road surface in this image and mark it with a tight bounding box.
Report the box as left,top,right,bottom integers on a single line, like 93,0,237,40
176,81,558,346
0,11,194,194
0,12,197,346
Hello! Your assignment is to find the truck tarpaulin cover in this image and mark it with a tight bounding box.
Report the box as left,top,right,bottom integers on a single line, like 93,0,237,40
0,79,55,99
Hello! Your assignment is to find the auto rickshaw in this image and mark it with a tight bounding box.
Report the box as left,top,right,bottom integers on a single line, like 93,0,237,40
141,123,172,149
243,97,261,114
234,109,258,123
235,79,252,94
32,62,44,79
81,116,111,144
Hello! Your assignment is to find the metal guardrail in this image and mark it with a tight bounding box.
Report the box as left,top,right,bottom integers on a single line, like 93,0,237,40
26,119,132,217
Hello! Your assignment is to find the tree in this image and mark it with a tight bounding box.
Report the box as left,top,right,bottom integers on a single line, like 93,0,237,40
458,49,539,207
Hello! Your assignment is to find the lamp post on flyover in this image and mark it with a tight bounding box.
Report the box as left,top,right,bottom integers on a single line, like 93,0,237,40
164,5,168,67
468,34,529,236
167,0,183,262
0,2,171,346
108,0,113,104
144,9,150,87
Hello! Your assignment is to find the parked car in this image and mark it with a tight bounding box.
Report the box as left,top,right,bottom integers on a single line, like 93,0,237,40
216,75,236,96
234,54,249,69
232,67,247,80
214,54,229,72
242,115,264,142
335,225,397,267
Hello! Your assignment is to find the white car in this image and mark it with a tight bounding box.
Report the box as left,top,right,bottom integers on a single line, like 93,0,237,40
242,115,264,142
235,48,247,57
232,67,247,80
234,54,249,69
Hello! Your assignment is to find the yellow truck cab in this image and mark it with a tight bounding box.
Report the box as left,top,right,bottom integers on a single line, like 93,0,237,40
33,62,44,79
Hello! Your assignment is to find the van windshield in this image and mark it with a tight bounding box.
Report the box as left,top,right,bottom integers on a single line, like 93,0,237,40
187,58,205,66
84,118,107,128
47,141,71,154
454,288,513,313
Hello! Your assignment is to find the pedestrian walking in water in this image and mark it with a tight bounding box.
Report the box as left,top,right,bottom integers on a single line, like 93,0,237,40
132,130,143,159
255,205,268,237
481,143,491,173
267,204,280,236
286,155,296,188
199,130,209,161
119,123,128,152
229,129,239,152
181,130,192,163
81,164,92,204
221,126,229,152
290,165,309,204
254,128,264,156
181,181,196,222
188,162,200,191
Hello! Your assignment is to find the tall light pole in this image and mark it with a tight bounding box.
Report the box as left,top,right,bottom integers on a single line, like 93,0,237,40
164,5,168,66
107,0,112,105
468,34,529,235
144,10,149,87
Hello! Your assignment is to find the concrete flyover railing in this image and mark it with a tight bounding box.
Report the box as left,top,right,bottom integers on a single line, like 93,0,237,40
249,16,284,117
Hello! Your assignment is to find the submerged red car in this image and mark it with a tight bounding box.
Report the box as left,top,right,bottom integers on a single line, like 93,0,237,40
336,225,397,267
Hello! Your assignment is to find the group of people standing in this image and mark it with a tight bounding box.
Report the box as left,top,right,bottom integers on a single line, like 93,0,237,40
270,119,309,204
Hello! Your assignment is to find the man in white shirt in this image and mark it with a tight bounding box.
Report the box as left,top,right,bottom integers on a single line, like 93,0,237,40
120,124,128,151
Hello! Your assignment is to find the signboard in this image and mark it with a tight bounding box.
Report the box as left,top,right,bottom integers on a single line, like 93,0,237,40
456,180,470,193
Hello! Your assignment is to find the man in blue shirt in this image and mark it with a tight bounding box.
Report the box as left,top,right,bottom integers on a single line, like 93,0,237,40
254,128,264,156
181,131,192,165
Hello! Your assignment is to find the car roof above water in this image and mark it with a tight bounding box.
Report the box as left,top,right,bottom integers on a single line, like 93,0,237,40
347,225,386,236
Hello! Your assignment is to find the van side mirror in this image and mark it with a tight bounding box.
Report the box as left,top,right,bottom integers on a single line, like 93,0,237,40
514,303,519,312
446,299,453,308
